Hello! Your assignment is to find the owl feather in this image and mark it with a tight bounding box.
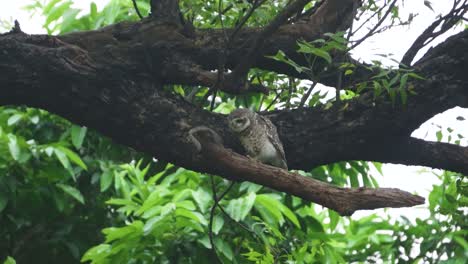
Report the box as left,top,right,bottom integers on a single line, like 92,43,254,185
228,109,288,170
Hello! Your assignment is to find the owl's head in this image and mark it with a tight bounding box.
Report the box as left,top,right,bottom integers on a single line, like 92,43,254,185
228,108,253,133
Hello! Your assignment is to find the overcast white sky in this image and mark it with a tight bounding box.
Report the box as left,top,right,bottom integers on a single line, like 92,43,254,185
1,0,467,220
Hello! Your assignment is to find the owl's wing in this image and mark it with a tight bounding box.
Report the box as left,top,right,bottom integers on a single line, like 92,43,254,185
259,115,287,167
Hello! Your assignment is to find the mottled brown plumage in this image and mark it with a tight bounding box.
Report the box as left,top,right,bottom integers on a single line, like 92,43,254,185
228,109,288,169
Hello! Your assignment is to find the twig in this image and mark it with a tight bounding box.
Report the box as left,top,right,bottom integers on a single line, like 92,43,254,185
265,89,283,110
229,0,268,43
132,0,144,20
208,0,229,111
335,7,356,104
351,3,387,36
401,0,468,66
285,77,295,109
208,176,222,262
299,81,317,107
208,177,235,262
348,0,398,51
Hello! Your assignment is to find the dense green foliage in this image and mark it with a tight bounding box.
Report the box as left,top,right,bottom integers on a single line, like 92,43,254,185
0,0,467,263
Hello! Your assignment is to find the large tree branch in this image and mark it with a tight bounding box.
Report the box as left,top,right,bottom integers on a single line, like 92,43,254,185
376,138,468,175
199,139,424,216
1,9,467,214
230,0,312,81
52,0,361,93
1,27,467,170
150,0,183,25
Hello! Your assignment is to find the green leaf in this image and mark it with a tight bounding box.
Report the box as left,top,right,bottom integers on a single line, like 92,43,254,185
328,210,340,231
54,148,73,174
0,192,8,213
45,2,73,27
7,114,22,126
349,172,359,187
81,244,111,262
3,256,16,264
297,42,332,64
43,0,62,14
103,221,143,243
212,215,224,235
453,235,468,249
56,183,85,204
7,134,20,161
407,72,425,80
71,125,87,149
226,192,256,222
100,170,113,192
436,130,443,142
143,214,169,235
215,238,234,260
279,203,301,228
266,50,304,73
57,146,87,170
90,2,98,19
255,194,284,225
192,188,212,213
175,208,208,226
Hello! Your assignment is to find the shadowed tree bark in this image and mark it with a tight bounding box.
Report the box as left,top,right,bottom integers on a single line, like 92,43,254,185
1,0,467,215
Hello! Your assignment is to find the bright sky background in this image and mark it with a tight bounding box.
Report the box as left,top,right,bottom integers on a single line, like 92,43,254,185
1,0,467,220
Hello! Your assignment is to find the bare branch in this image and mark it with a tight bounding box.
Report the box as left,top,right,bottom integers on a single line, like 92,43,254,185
132,0,144,20
401,1,468,66
299,81,317,107
199,140,424,216
348,0,398,50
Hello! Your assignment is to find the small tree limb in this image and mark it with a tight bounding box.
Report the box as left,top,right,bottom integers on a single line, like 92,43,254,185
401,1,468,66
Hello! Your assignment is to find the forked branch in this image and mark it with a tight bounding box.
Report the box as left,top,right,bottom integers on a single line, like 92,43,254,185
401,0,468,66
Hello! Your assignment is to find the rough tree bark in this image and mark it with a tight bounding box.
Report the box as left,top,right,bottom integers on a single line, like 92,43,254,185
0,0,467,215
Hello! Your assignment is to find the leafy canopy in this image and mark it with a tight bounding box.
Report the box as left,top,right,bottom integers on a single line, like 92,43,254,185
0,0,467,263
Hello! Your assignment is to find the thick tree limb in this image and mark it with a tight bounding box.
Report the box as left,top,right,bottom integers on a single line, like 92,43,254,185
150,0,183,25
1,28,467,170
199,140,424,216
230,0,312,80
50,0,359,94
377,138,468,175
0,6,467,214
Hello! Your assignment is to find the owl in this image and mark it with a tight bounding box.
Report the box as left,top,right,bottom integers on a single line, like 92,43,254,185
228,109,288,170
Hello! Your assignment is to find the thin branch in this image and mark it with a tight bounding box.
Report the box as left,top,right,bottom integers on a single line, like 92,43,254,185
132,0,144,20
229,0,268,43
401,1,468,66
348,0,398,51
285,77,295,109
208,176,221,263
265,89,283,110
351,3,387,36
208,177,235,262
299,81,317,107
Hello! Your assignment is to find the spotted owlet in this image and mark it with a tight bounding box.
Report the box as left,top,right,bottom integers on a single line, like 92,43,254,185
228,108,288,169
